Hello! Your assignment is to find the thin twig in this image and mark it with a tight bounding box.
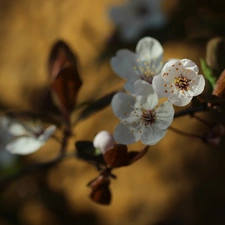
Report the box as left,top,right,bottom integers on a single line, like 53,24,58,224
60,124,71,154
169,126,203,140
191,114,211,126
174,104,208,118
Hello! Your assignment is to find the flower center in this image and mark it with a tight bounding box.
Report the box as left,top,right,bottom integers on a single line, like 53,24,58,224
134,57,162,85
141,109,156,126
174,76,190,91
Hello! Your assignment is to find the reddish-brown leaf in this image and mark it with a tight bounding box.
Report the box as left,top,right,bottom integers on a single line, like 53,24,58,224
128,146,149,164
48,40,82,120
103,144,129,168
89,175,111,205
213,70,225,99
48,40,78,80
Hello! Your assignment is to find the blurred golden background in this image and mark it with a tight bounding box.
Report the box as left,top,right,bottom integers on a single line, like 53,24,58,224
1,0,225,225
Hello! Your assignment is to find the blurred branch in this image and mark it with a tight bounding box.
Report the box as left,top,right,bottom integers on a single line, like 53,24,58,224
174,104,208,118
169,126,202,140
0,152,76,190
73,88,124,125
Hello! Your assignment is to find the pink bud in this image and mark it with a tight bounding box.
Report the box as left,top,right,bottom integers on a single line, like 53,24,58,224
93,131,115,154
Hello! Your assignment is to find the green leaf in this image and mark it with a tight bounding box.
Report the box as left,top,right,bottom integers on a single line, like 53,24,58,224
200,58,217,89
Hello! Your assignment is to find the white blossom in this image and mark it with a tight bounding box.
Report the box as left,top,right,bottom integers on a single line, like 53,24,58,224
152,59,205,106
111,37,164,93
109,0,166,42
0,116,56,155
111,80,174,145
93,130,115,154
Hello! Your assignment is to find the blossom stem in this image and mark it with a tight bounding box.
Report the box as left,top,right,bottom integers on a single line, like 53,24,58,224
169,126,203,140
174,104,208,118
60,124,71,153
191,114,211,126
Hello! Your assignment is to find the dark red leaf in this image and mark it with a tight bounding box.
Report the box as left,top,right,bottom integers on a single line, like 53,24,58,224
212,70,225,99
48,40,82,121
128,146,149,164
48,40,78,79
89,175,111,205
103,144,129,168
75,141,105,167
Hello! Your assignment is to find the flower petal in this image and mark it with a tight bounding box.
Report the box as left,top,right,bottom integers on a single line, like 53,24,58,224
141,126,167,145
181,59,199,73
155,101,174,129
111,92,135,120
6,137,44,155
39,125,57,142
134,80,158,109
184,69,197,81
124,81,135,93
152,74,170,98
162,60,184,82
191,75,205,96
168,94,192,107
136,37,163,63
113,122,142,144
110,50,138,80
0,117,27,136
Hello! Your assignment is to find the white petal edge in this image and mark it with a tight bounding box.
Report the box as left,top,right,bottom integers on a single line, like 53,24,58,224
155,101,174,129
6,137,44,155
39,125,57,142
141,127,167,145
192,75,205,96
111,92,135,120
0,117,27,136
152,74,170,98
136,37,163,62
110,50,138,80
168,95,192,107
134,80,158,109
181,59,199,73
124,81,135,93
113,122,141,144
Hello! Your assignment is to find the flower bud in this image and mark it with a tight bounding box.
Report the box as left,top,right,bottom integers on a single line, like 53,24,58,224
93,131,115,154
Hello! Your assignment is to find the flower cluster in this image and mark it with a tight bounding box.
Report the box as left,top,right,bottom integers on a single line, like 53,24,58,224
111,80,174,145
0,116,56,155
110,37,164,93
110,37,205,145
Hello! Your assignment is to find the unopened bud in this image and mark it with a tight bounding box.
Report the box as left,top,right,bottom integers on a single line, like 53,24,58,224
93,131,115,154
